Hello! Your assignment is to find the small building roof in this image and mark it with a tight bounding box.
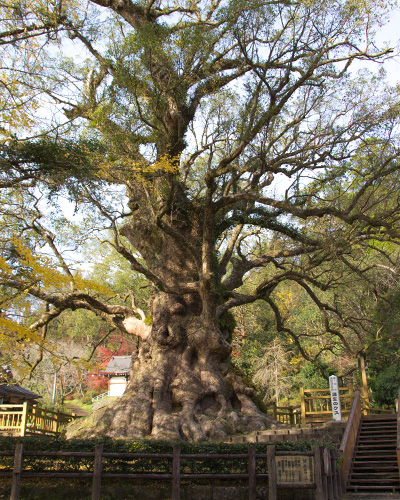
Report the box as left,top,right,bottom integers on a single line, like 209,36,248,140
0,384,42,402
100,356,131,376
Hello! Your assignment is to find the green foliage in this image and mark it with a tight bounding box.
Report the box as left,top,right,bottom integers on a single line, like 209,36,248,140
293,362,332,390
369,363,400,407
231,299,277,379
1,0,400,439
218,310,236,334
83,238,151,309
364,289,400,405
1,138,104,196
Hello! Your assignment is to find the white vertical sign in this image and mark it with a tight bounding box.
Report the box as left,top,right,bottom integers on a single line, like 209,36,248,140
329,375,342,421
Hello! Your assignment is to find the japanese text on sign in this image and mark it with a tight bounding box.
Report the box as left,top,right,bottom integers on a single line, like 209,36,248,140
329,375,342,421
276,455,314,485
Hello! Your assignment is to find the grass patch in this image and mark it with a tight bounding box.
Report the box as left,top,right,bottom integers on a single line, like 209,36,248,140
66,399,93,413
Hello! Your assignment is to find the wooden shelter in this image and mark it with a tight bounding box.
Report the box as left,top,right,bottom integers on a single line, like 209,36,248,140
99,356,131,397
0,385,42,405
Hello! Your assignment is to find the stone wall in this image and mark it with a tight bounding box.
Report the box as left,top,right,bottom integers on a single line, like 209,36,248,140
227,420,346,447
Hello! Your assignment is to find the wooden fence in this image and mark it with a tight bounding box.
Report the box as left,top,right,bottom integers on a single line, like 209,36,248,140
268,386,354,426
270,385,395,426
268,403,301,425
0,443,342,500
300,386,354,424
0,403,76,437
338,389,362,491
397,388,400,479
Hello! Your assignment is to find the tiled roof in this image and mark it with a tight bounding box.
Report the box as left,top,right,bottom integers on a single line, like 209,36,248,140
0,384,42,400
101,356,131,374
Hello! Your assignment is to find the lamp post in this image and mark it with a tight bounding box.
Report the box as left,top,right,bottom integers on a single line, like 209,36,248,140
52,371,57,406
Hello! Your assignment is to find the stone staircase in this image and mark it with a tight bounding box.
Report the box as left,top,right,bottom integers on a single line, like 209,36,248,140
347,414,400,495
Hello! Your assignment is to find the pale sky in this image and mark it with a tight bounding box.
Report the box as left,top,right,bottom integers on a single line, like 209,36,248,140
372,7,400,84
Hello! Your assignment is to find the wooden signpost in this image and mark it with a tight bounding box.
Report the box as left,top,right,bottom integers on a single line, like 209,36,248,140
329,375,342,421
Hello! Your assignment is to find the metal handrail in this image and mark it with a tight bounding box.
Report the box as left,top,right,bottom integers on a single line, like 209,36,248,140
91,391,110,403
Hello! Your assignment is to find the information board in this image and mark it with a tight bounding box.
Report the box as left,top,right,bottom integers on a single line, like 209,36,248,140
276,455,314,485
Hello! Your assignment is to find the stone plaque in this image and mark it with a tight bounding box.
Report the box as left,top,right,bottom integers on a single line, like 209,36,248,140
276,455,314,485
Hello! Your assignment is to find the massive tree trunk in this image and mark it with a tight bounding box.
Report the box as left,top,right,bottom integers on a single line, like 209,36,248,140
67,292,273,441
66,185,275,441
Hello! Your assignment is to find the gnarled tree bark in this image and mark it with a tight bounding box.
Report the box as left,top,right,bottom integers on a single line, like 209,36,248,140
67,187,275,441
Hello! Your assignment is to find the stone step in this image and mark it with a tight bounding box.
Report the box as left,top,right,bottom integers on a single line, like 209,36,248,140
353,459,397,465
349,478,400,484
354,452,397,458
346,414,400,494
357,441,397,447
361,423,397,427
362,415,397,420
347,485,400,492
360,429,397,435
350,462,398,469
357,443,397,448
359,431,397,437
360,427,397,433
350,473,400,480
343,495,400,500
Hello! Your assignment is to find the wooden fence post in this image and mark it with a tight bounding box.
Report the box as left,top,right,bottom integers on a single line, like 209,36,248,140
333,450,341,500
248,445,256,500
289,407,295,426
267,445,277,500
172,445,181,500
358,353,369,413
312,445,326,500
331,451,339,500
348,382,354,403
300,387,306,424
92,444,103,500
323,448,333,500
335,463,341,500
20,403,28,437
10,442,23,500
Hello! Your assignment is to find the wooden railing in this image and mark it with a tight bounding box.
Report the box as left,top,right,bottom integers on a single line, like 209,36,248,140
0,404,26,436
0,403,76,437
397,387,400,481
268,403,301,425
361,402,396,415
1,443,343,500
91,391,110,403
270,385,394,427
338,390,362,491
300,385,354,424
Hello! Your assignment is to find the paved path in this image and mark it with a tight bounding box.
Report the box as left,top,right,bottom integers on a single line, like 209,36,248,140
64,403,90,417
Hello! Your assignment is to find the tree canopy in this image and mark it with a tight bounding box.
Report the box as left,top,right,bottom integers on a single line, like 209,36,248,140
1,0,400,440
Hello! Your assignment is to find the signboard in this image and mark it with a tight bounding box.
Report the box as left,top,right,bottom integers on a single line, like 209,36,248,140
329,375,342,421
276,455,314,485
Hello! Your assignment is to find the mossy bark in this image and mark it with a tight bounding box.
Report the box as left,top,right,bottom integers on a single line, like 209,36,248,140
66,190,276,441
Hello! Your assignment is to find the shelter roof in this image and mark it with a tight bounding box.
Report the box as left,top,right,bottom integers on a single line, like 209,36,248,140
0,384,42,402
101,356,131,376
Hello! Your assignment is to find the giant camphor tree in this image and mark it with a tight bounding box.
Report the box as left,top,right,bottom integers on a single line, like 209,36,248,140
1,0,400,441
